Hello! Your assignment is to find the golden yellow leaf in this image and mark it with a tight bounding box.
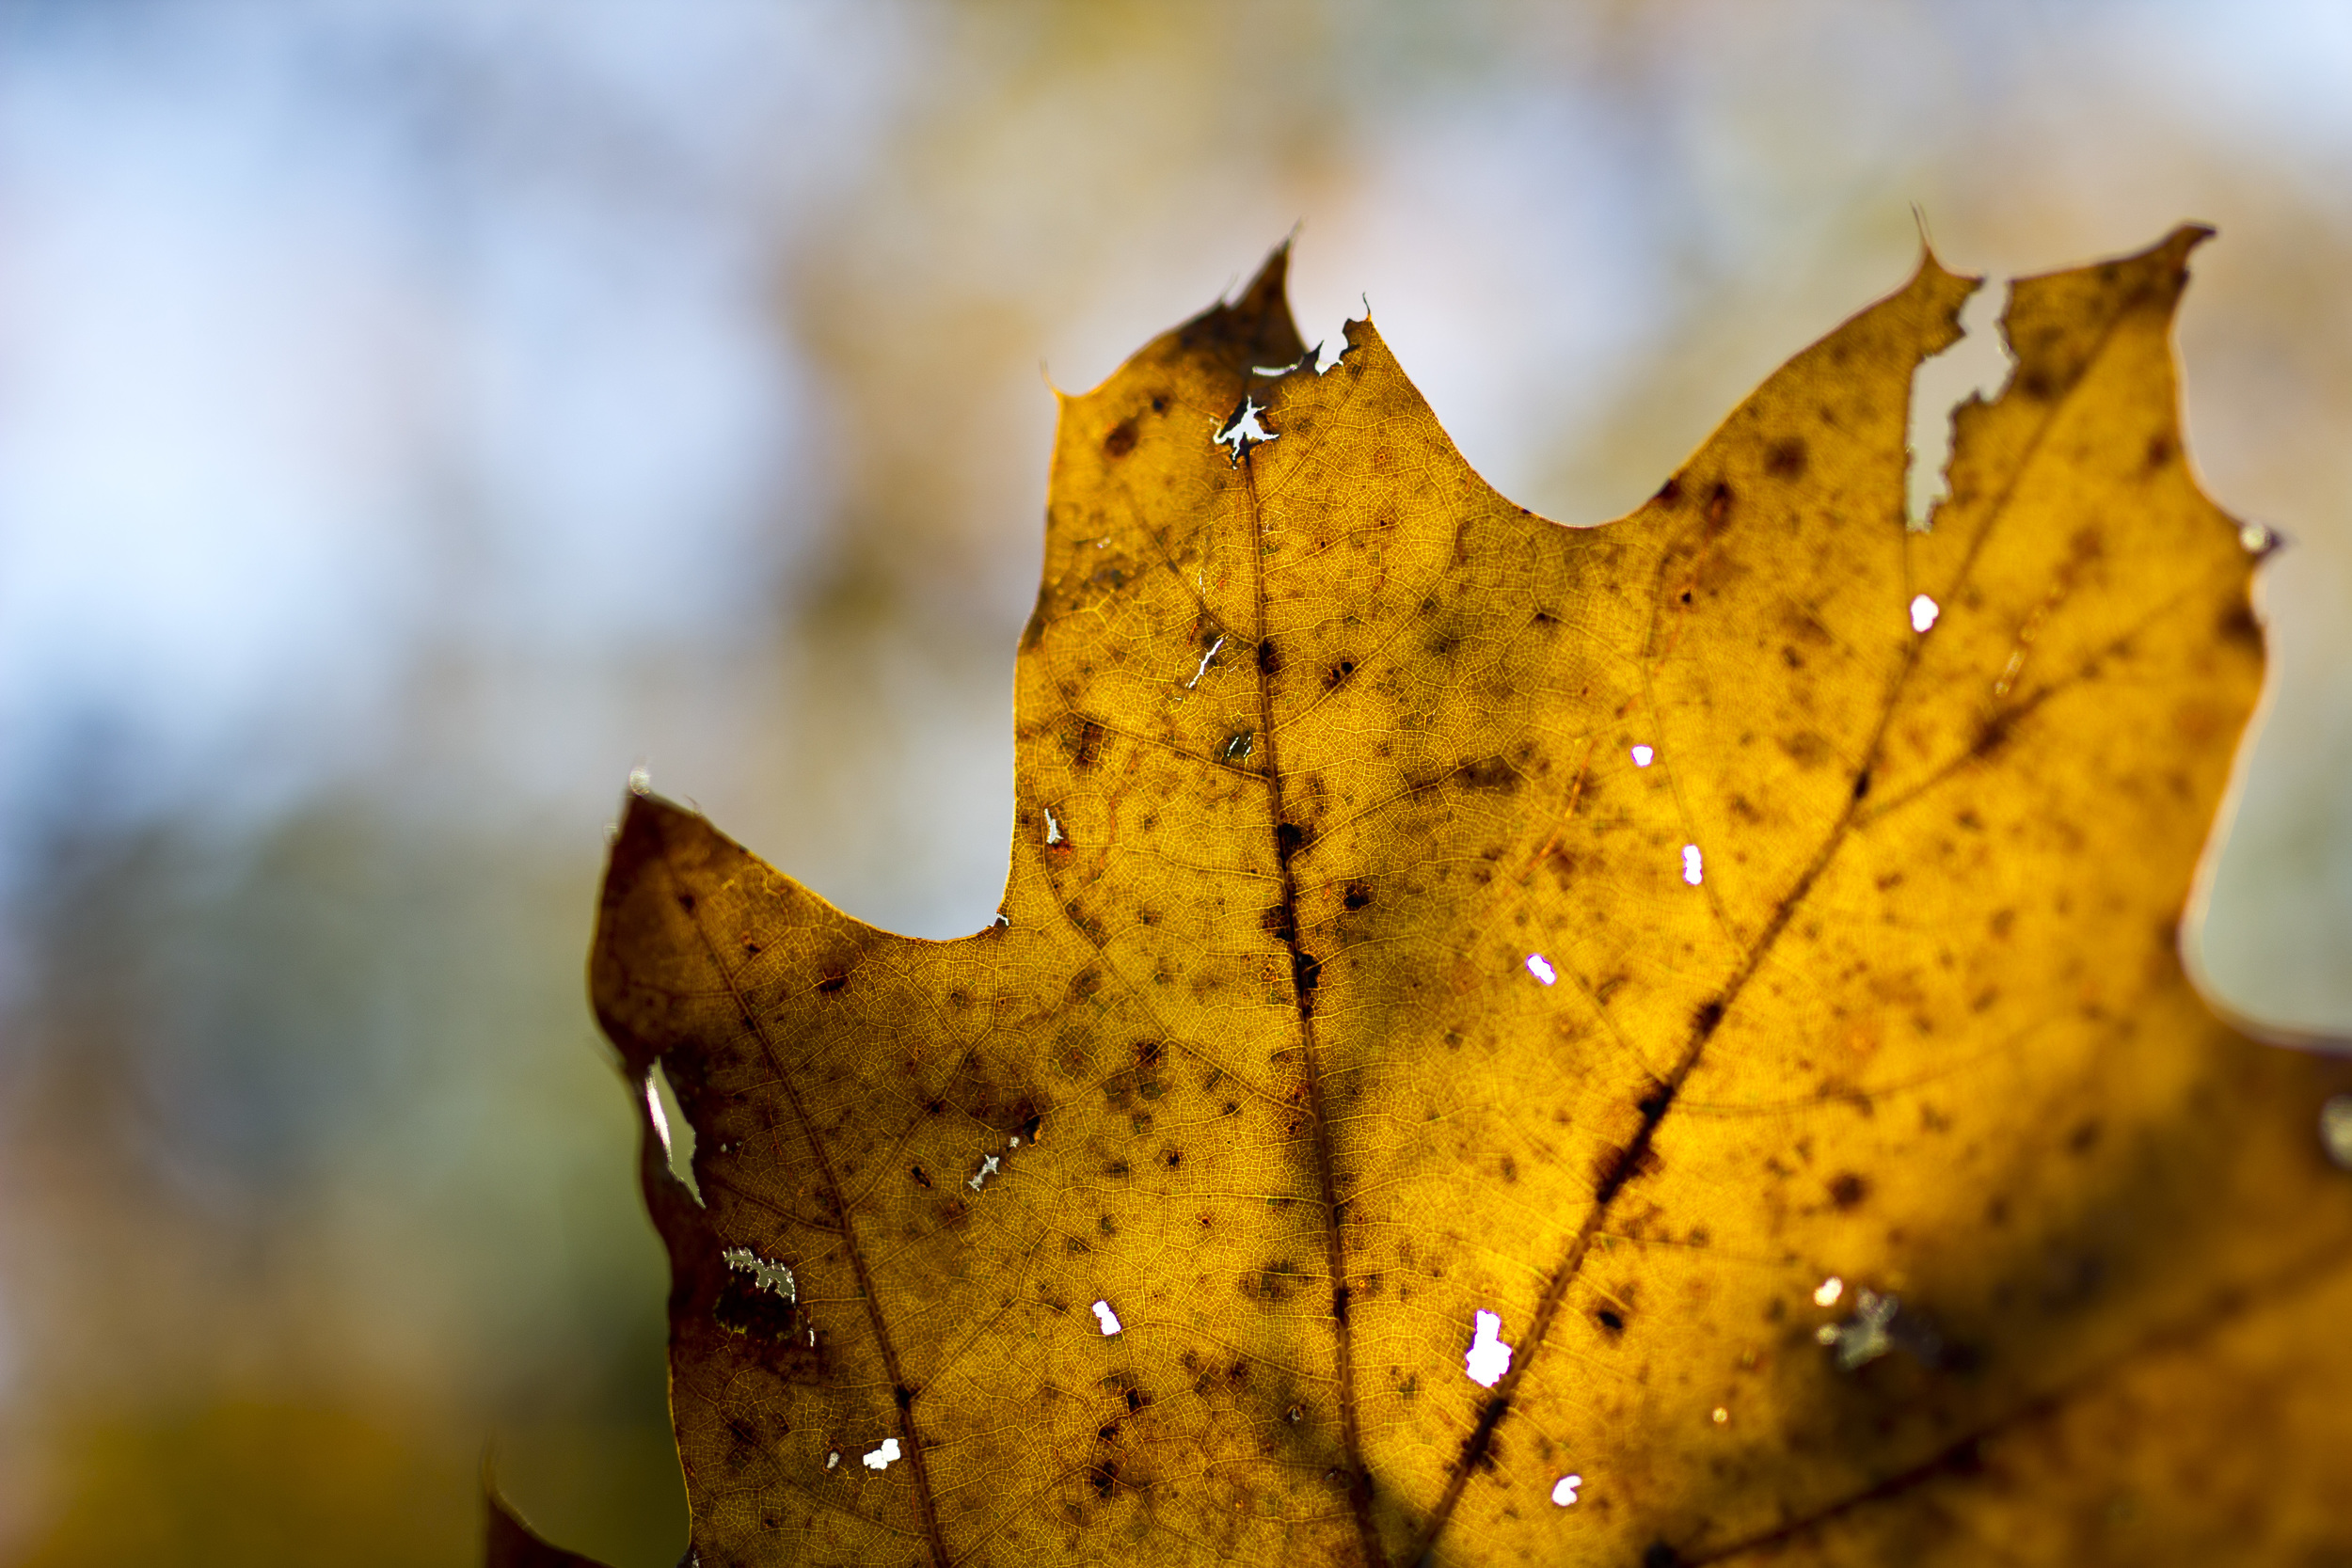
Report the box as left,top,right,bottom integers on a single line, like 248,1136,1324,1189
585,230,2352,1567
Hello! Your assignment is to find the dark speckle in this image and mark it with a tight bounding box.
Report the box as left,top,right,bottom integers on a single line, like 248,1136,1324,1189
1597,1307,1626,1336
1343,880,1373,911
1829,1172,1870,1211
1655,476,1684,507
1103,420,1137,458
817,972,849,994
1765,436,1808,479
1705,482,1734,531
2066,1119,2102,1155
1972,709,2016,760
1456,755,1518,792
1257,640,1281,675
1645,1543,1684,1568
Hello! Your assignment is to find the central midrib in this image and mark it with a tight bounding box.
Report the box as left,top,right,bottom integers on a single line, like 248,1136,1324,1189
1237,451,1388,1568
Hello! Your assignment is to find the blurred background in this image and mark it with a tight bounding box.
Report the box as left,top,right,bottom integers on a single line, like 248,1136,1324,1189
2,1,2348,1562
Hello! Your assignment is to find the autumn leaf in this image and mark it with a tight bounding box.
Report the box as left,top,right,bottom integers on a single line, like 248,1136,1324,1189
581,230,2352,1568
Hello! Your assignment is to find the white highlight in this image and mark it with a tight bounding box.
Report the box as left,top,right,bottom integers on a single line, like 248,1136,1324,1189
721,1246,797,1303
968,1153,1001,1191
1814,1276,1844,1307
1711,1406,1729,1425
1187,635,1226,689
1465,1309,1513,1387
1681,845,1704,886
1092,1299,1123,1336
1550,1474,1582,1506
628,765,653,795
863,1438,900,1471
645,1075,675,1161
1525,953,1557,986
2240,522,2275,554
826,1451,839,1470
1215,395,1277,461
1629,745,1654,768
1043,808,1064,846
1910,594,1940,633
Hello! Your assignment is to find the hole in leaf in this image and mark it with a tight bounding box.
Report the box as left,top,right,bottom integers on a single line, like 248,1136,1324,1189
1814,1275,1844,1307
1187,635,1226,689
1465,1308,1514,1387
1525,953,1557,986
647,1063,701,1205
1681,845,1704,886
863,1438,900,1471
1630,745,1654,768
1551,1474,1583,1506
1092,1299,1123,1336
1215,395,1277,463
721,1246,797,1303
1905,284,2010,529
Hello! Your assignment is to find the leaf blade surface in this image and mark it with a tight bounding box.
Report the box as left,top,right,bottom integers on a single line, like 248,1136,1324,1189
588,233,2352,1568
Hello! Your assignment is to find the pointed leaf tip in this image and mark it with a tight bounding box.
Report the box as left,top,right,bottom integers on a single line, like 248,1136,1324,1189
1175,238,1307,376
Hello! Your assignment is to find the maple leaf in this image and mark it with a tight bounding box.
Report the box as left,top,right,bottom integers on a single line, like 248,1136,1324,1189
579,231,2352,1568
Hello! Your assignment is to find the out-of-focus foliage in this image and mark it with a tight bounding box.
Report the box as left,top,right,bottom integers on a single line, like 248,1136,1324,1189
3,4,2349,1565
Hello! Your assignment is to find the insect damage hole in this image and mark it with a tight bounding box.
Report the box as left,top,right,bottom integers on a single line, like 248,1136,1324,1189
863,1438,901,1471
1681,845,1705,886
969,1153,1002,1192
1043,807,1065,846
1905,283,2010,529
1187,635,1226,689
1525,953,1558,986
1550,1474,1583,1506
1215,395,1277,463
1092,1299,1123,1336
1630,745,1654,768
1465,1309,1515,1387
1910,594,1940,633
645,1063,701,1204
722,1246,797,1303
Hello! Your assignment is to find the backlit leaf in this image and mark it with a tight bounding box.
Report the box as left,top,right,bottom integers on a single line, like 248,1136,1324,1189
582,231,2352,1567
